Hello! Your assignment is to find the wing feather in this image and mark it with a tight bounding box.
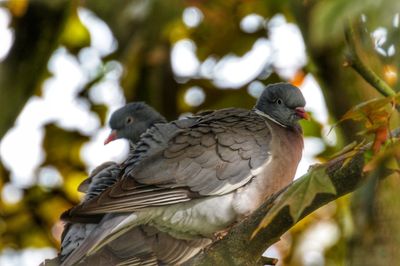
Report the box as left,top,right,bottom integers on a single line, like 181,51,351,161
66,109,272,217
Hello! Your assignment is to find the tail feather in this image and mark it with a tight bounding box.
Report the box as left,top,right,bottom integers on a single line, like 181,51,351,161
61,213,141,266
60,213,212,266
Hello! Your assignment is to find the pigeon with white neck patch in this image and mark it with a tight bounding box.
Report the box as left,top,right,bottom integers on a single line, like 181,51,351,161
61,83,308,266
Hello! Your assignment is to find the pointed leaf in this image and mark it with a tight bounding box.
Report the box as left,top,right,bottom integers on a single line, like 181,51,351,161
340,96,393,123
363,140,400,172
252,165,336,238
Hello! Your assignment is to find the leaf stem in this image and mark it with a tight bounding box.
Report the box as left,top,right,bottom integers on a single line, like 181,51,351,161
344,22,396,97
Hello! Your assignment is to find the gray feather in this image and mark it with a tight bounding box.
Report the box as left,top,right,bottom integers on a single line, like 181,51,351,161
60,83,306,265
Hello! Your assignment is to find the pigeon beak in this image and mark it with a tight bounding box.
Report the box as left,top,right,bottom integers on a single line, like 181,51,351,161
295,107,309,120
104,130,118,145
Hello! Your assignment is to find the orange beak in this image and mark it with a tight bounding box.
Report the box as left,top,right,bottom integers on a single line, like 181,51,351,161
104,130,118,145
295,107,309,120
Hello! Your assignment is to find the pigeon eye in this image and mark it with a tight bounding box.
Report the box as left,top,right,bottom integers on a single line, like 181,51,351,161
125,116,134,125
276,99,283,105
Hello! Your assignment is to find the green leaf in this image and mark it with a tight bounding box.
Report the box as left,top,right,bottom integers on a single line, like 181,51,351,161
252,165,337,238
338,94,399,135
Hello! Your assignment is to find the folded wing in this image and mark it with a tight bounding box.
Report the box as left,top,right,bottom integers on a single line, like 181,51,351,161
64,109,272,218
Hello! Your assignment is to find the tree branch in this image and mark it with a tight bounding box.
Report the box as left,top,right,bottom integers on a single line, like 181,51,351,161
344,22,396,97
185,146,369,265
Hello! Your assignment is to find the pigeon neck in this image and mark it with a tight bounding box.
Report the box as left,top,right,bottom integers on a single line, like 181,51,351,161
254,109,287,128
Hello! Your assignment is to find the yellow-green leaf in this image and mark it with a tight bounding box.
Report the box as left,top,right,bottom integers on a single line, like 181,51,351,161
340,96,393,123
252,165,337,238
363,139,400,172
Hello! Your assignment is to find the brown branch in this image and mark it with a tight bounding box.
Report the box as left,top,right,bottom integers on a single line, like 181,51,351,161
186,128,400,265
184,147,369,265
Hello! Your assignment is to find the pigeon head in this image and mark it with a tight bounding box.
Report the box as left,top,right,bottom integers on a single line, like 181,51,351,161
104,102,166,145
255,83,308,128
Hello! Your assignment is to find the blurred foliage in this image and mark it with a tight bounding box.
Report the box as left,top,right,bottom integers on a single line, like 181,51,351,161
60,4,90,52
0,0,399,264
339,94,398,152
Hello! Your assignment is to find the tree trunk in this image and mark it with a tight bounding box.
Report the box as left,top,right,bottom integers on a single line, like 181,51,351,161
0,0,70,140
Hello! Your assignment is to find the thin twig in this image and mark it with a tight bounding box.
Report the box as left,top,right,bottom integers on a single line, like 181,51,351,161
344,22,396,97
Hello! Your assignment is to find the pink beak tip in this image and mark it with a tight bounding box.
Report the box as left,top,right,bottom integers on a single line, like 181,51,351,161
104,131,117,145
295,107,309,120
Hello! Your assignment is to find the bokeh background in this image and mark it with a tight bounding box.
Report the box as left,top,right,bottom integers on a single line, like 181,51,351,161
0,0,399,265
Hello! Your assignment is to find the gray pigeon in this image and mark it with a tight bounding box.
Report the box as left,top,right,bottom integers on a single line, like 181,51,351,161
78,102,167,200
56,102,167,264
104,102,167,146
61,83,307,266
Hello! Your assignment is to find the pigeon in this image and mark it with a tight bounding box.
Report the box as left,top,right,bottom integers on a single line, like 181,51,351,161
78,102,167,200
56,102,167,264
61,83,308,266
103,102,168,146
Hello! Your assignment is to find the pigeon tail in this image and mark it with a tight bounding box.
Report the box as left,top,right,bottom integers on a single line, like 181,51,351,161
61,213,142,266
